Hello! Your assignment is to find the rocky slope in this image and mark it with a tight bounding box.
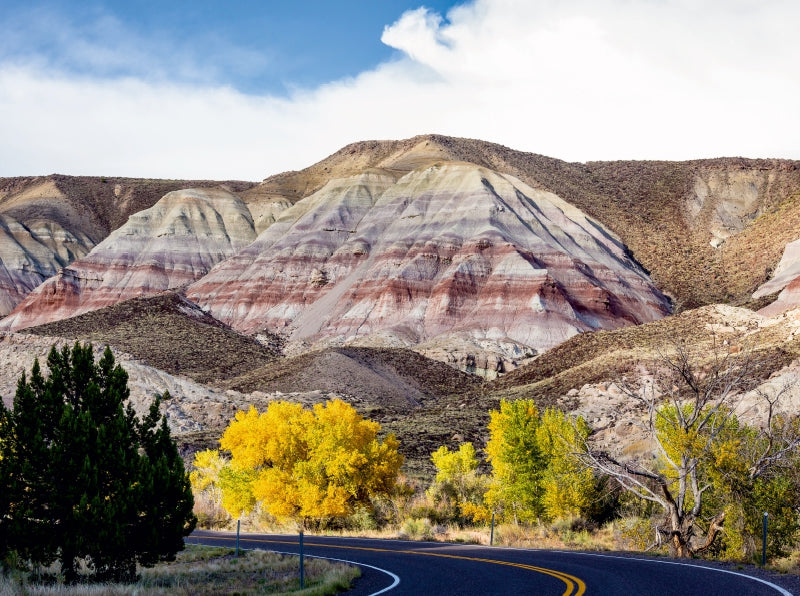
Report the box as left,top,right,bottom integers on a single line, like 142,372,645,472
24,292,281,383
186,162,671,371
486,303,800,454
0,188,257,331
0,176,256,315
753,236,800,316
9,296,482,473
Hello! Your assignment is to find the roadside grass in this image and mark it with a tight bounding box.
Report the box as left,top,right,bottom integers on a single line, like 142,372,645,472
0,545,359,595
769,551,800,574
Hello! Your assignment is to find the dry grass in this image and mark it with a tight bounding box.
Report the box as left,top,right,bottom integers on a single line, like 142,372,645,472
0,545,359,595
770,551,800,575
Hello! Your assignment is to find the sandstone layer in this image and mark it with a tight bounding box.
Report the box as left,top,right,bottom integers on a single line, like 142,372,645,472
0,189,257,331
187,162,671,364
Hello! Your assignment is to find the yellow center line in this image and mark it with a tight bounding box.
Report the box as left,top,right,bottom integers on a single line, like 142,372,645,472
189,534,586,596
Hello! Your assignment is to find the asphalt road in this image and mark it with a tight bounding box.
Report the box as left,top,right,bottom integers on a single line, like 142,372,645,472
188,530,794,595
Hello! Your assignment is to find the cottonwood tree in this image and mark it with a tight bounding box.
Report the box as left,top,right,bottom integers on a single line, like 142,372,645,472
196,398,403,528
0,343,196,582
579,339,800,558
428,443,490,523
484,399,596,523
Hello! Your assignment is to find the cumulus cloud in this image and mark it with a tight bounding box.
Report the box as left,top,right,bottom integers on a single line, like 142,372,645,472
1,0,799,180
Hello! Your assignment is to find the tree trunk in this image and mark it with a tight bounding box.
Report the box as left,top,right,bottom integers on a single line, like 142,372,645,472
660,509,726,557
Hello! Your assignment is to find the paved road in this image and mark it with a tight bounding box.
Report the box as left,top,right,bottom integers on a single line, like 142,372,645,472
188,530,793,595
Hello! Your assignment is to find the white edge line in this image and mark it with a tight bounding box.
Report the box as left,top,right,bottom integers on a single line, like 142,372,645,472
549,550,793,596
186,538,400,596
268,549,401,596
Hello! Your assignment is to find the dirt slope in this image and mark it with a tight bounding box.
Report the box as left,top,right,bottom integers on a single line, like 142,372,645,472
25,292,280,383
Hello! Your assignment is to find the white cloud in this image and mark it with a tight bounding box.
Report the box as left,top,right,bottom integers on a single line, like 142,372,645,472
1,0,799,180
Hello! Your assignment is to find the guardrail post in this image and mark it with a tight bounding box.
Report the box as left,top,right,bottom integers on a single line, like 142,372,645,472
490,512,495,546
762,512,768,567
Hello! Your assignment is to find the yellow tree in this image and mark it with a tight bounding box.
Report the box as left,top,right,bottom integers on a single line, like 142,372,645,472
484,399,596,523
213,399,403,527
484,399,546,523
429,443,490,522
536,408,595,520
580,340,800,558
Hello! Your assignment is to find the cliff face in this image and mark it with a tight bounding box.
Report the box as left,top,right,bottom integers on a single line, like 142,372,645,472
186,162,670,366
0,189,256,331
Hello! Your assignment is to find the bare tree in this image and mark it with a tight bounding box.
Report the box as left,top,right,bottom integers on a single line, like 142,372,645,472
579,338,800,558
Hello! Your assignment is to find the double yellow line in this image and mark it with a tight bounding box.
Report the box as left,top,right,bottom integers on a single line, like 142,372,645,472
190,534,586,596
402,550,586,596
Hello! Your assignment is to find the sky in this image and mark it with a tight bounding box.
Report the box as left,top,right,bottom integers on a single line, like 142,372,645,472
0,0,798,180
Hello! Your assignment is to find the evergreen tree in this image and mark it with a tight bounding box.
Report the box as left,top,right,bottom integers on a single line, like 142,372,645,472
0,405,10,565
0,343,196,583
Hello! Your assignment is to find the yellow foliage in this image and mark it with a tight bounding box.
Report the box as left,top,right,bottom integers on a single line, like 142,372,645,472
537,409,594,520
484,399,546,522
484,400,596,522
432,443,479,484
428,442,488,522
218,464,257,519
460,501,493,523
189,449,226,493
215,399,402,525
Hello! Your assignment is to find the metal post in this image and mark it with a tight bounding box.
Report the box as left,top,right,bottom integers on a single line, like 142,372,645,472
762,512,768,567
299,530,305,589
490,512,495,546
235,519,241,557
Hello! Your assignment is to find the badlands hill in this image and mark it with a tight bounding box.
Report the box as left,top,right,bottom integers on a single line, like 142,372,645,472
4,135,800,473
186,162,671,372
255,135,800,309
1,188,258,331
0,175,255,315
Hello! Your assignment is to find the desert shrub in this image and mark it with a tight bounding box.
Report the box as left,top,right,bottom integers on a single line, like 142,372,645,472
400,518,434,540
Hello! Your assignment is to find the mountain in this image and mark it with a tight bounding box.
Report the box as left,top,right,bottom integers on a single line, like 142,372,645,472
0,175,256,316
251,136,800,310
186,161,670,373
6,136,800,375
0,188,257,331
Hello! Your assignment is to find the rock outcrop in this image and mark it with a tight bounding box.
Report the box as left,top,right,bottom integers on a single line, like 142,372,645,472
0,189,257,331
187,162,671,365
753,238,800,316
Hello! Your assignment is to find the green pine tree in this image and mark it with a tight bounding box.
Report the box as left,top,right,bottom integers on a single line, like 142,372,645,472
1,343,196,583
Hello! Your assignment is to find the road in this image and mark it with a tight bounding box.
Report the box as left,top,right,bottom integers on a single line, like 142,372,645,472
188,530,793,595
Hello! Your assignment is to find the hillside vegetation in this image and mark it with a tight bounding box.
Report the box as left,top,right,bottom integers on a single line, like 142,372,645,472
26,292,281,383
487,305,800,404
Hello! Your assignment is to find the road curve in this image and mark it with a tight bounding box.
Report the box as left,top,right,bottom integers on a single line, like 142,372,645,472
188,530,793,595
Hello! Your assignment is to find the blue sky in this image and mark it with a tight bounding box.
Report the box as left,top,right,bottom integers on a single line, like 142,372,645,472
0,1,457,94
1,1,799,180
